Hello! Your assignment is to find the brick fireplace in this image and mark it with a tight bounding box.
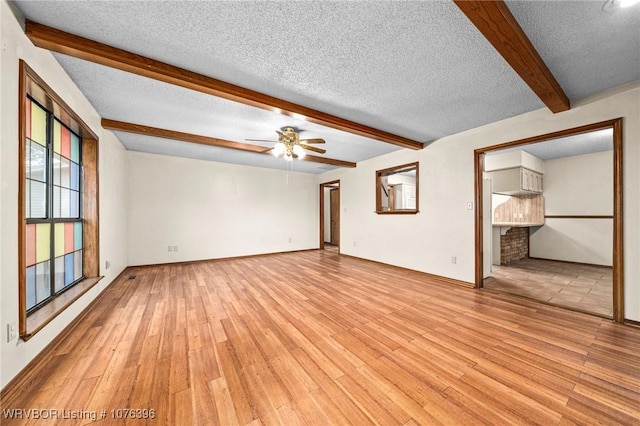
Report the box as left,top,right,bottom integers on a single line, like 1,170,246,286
500,227,529,265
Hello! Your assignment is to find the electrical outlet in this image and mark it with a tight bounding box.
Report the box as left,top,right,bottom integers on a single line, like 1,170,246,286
466,202,473,210
174,245,179,252
7,322,17,342
288,237,292,243
168,246,173,252
451,256,457,264
105,260,111,270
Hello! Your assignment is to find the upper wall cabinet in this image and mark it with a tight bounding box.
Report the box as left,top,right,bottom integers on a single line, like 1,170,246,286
485,150,543,195
489,167,543,195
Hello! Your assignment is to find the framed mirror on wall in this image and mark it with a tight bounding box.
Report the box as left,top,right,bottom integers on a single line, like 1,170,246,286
375,162,419,214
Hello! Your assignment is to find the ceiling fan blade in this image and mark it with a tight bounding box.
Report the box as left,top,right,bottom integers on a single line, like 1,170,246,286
300,144,326,154
245,139,276,143
299,138,325,144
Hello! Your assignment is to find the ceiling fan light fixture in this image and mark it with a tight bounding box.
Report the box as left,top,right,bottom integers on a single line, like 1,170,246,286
272,142,285,157
293,144,305,159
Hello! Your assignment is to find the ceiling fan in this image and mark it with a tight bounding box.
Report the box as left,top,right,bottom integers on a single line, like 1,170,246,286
246,126,326,160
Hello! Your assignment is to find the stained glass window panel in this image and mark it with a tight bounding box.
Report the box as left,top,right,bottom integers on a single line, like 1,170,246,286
70,192,79,218
53,120,61,154
53,154,61,186
74,222,83,250
64,253,74,286
54,256,65,292
28,141,47,182
35,223,50,263
54,223,65,257
35,261,51,304
70,163,79,191
26,224,36,267
64,223,74,253
60,157,70,188
52,186,60,218
30,102,47,146
61,125,71,158
71,133,80,163
59,188,70,217
28,180,47,218
26,266,36,310
74,250,82,281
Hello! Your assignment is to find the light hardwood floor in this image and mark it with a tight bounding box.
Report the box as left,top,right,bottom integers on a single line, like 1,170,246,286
2,250,639,425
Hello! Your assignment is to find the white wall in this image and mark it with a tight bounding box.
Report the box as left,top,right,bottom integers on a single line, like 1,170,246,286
0,1,128,389
126,151,318,265
530,151,613,265
320,82,640,321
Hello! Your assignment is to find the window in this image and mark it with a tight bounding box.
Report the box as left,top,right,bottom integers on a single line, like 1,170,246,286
24,97,84,312
375,162,419,214
19,61,101,338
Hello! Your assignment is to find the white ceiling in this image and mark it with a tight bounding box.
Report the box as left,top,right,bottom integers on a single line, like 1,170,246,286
12,1,640,173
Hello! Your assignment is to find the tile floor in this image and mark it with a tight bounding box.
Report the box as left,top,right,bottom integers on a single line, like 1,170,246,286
483,257,613,318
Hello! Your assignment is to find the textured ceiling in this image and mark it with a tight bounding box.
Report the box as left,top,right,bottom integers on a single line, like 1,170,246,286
486,128,613,161
12,1,640,173
507,0,640,101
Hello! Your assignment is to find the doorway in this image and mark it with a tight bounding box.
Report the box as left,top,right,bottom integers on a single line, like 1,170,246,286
474,119,624,322
319,180,340,252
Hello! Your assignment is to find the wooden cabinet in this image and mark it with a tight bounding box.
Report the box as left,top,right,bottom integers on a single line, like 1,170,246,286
489,167,543,195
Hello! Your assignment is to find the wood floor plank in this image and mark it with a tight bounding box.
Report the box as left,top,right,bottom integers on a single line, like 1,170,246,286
2,250,639,425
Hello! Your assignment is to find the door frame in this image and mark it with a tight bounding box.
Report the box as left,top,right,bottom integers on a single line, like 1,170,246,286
474,118,624,322
330,188,340,245
319,180,340,251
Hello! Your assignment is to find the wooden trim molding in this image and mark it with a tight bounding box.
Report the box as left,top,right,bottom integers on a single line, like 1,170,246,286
101,119,356,168
624,319,640,328
319,180,340,250
82,139,100,277
612,118,624,322
454,1,570,113
18,62,28,336
474,118,624,322
21,62,99,141
341,253,475,289
474,152,484,287
26,20,423,151
475,119,621,155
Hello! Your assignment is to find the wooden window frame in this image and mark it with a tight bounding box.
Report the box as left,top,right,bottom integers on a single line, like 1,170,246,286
375,162,419,215
18,61,101,339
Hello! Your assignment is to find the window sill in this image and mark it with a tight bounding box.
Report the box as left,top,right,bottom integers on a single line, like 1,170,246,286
21,276,103,341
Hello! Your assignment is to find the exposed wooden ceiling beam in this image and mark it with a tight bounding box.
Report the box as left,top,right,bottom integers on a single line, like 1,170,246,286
26,21,423,151
454,1,570,113
101,119,357,168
